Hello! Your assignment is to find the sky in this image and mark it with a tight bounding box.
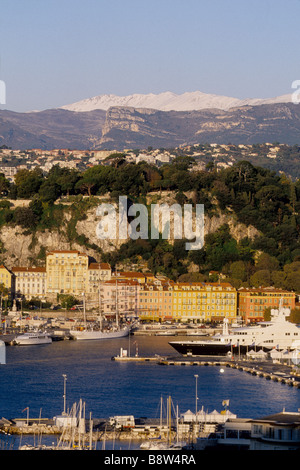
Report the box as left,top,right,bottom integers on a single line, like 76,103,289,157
0,0,299,112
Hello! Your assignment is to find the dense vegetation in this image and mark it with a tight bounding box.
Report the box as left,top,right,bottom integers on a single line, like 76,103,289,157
2,157,300,292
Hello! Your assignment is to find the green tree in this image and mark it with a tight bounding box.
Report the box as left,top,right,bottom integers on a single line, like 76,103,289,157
14,168,44,198
255,253,280,272
58,294,77,309
228,260,247,282
47,165,80,197
39,180,61,203
13,206,38,229
250,269,271,287
0,173,10,194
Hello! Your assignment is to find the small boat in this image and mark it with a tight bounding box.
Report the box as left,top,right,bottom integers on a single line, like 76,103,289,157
13,331,52,345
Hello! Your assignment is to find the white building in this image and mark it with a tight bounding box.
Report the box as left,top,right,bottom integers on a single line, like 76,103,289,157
12,267,46,299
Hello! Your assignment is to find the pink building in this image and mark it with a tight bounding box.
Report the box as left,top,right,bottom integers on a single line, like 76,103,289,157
101,278,140,320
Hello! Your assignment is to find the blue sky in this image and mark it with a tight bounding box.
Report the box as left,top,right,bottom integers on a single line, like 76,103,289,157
0,0,299,111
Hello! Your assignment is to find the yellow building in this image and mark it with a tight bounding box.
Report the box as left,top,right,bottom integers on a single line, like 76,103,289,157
0,265,13,293
46,250,89,295
138,281,237,323
172,282,237,323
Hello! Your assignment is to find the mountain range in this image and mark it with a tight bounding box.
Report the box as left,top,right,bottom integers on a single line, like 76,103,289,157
60,90,293,112
0,91,300,150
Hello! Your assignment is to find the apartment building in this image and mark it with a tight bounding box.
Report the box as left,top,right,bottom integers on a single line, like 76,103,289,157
12,267,46,299
101,278,140,319
138,281,237,323
138,280,174,322
88,262,112,294
0,265,13,293
171,282,237,323
238,287,296,322
46,250,89,295
11,252,112,300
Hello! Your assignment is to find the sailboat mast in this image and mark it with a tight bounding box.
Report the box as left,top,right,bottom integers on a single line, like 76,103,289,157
82,293,86,328
115,276,119,328
168,396,172,446
99,263,103,331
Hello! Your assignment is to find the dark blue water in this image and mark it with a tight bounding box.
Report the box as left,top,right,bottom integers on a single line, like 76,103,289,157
0,335,299,423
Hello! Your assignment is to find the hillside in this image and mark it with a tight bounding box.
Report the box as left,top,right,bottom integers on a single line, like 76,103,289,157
0,109,106,150
1,158,300,290
1,102,300,150
97,103,300,149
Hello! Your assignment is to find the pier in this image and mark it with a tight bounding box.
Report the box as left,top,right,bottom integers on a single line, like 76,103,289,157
111,350,300,388
158,358,300,387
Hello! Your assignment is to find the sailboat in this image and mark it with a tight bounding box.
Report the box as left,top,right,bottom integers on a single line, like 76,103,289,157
69,279,129,341
55,399,96,450
140,396,186,450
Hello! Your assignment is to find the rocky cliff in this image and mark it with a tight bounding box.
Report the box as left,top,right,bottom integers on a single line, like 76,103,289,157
97,103,300,149
0,193,260,268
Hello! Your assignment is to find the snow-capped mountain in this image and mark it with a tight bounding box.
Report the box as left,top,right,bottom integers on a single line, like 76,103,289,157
60,91,293,112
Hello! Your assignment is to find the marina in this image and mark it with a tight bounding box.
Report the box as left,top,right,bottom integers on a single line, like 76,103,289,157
0,332,299,450
0,311,300,450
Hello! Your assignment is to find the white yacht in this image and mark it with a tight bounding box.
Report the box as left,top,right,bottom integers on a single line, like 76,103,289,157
69,325,129,341
13,331,52,345
169,300,300,357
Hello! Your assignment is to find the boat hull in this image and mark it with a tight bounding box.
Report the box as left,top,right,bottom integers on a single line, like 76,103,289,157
70,327,129,341
169,341,268,357
14,334,52,345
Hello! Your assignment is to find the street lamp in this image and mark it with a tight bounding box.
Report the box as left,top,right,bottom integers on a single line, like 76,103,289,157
194,374,199,422
62,374,67,415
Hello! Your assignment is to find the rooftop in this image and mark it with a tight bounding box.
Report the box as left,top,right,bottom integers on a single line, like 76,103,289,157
251,411,300,426
12,267,46,273
88,262,111,270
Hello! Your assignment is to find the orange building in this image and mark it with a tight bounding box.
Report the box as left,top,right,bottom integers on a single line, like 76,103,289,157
138,280,174,322
138,281,237,323
238,287,296,323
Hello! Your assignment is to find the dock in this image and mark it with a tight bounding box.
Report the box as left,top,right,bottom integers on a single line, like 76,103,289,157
0,334,16,345
158,358,300,387
111,350,300,388
112,355,160,362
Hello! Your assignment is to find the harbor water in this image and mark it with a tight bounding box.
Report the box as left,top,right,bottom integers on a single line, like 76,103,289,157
0,335,299,449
